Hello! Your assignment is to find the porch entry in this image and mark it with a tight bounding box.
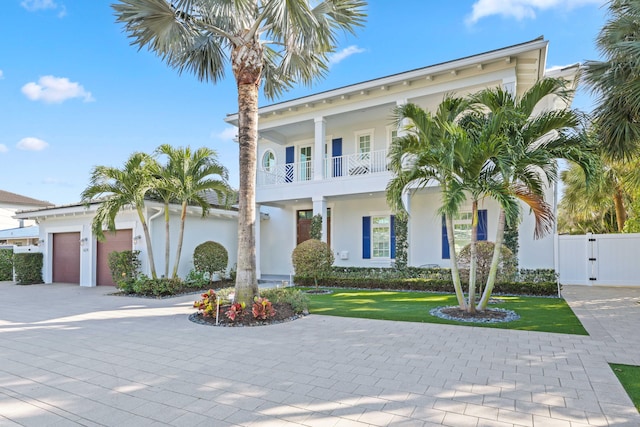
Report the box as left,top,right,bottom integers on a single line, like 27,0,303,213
297,209,331,247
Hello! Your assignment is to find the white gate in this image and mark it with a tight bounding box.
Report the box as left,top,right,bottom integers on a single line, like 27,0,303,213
557,233,640,286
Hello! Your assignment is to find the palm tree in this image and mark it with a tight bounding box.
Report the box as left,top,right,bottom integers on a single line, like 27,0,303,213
582,0,640,160
155,144,232,279
112,0,366,306
470,79,597,310
387,98,472,311
81,152,160,279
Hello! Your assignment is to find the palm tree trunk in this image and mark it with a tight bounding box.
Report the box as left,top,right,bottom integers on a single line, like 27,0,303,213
468,200,478,314
613,185,626,232
136,206,157,279
232,38,262,307
478,209,506,310
171,202,187,279
164,202,170,278
446,214,467,310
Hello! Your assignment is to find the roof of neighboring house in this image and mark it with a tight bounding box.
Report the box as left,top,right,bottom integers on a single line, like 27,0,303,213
0,225,39,239
0,190,51,207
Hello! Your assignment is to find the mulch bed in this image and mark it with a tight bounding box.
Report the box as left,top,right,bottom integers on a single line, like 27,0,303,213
430,306,520,323
189,302,305,327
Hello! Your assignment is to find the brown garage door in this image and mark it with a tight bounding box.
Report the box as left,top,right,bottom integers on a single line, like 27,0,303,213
52,232,81,284
96,229,132,286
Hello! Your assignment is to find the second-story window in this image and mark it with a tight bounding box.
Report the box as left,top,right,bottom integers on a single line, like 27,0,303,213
358,134,371,161
261,150,276,172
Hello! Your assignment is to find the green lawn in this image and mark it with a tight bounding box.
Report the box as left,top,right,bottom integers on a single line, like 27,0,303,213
610,364,640,412
307,289,588,335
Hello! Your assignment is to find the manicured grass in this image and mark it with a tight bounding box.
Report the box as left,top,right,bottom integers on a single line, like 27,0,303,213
307,289,588,335
610,364,640,412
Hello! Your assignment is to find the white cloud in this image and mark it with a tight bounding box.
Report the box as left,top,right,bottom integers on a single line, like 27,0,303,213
212,127,238,141
328,45,366,66
0,70,4,80
17,137,49,151
21,0,60,12
42,177,72,186
0,144,8,153
466,0,604,24
21,75,94,104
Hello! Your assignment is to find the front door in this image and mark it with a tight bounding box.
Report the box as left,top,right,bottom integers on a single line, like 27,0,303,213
296,209,331,247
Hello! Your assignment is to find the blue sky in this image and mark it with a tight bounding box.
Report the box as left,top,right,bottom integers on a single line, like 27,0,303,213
1,0,607,205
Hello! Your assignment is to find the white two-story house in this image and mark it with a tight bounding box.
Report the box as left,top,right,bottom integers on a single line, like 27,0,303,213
225,37,577,277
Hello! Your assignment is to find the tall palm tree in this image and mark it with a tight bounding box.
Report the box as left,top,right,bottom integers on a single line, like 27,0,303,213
81,152,160,279
113,0,366,306
470,79,597,310
582,0,640,160
155,144,232,279
147,160,178,279
387,98,472,311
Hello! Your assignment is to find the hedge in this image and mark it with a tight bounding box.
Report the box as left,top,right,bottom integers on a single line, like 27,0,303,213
293,276,558,296
13,253,43,285
0,248,13,281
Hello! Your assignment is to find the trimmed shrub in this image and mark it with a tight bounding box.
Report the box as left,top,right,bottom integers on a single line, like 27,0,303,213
310,214,323,240
131,276,185,297
193,241,228,285
458,241,517,286
518,269,558,283
0,248,13,281
293,276,558,296
13,253,43,285
291,239,334,290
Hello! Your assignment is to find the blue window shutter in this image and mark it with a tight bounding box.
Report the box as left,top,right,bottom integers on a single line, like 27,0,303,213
285,146,294,183
362,216,371,259
442,215,450,259
332,138,342,177
390,215,396,259
478,209,488,241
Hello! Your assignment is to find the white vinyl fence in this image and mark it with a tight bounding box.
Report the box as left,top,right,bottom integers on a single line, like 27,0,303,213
557,233,640,286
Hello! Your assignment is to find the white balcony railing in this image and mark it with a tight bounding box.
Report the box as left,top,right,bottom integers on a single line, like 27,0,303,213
257,150,388,186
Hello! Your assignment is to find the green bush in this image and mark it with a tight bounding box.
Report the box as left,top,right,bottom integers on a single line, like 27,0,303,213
458,241,517,285
261,287,310,313
291,239,334,290
518,269,558,283
193,241,228,285
310,214,323,240
185,269,210,289
108,250,141,290
293,276,558,296
13,253,43,285
131,276,185,297
0,248,13,281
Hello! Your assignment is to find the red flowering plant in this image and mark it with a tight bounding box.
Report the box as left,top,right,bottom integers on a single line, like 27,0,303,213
225,302,245,321
252,297,276,320
193,289,219,317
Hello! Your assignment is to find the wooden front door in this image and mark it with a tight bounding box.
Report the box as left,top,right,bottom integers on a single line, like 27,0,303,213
296,209,331,247
52,232,81,284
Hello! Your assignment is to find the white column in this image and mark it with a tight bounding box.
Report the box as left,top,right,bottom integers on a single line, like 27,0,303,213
396,99,409,137
312,196,327,242
255,204,261,279
401,189,411,266
314,117,326,181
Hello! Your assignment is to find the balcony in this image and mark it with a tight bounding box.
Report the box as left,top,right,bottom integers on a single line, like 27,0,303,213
258,149,389,187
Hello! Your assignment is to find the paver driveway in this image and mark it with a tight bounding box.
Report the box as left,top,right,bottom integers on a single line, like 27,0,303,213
0,282,639,426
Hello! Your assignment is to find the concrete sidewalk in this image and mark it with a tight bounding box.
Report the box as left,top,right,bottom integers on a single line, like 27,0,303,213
0,282,639,426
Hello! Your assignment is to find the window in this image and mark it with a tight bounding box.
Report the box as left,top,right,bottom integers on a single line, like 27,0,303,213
362,215,396,260
299,146,312,181
261,150,276,172
358,134,371,156
442,210,487,259
372,216,390,258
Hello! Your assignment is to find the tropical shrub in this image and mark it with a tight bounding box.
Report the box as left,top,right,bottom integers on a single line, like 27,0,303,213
225,302,245,321
517,269,558,283
310,214,323,240
185,269,210,289
0,248,13,281
291,239,334,290
130,276,185,296
252,297,276,319
193,289,219,317
260,287,309,314
108,250,141,291
458,241,517,287
13,253,43,285
193,241,228,285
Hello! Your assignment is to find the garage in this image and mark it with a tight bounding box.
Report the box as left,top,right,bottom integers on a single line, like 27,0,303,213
52,232,81,284
96,229,132,286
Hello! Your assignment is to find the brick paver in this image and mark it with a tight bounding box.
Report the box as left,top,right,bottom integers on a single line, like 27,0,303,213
0,282,638,426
